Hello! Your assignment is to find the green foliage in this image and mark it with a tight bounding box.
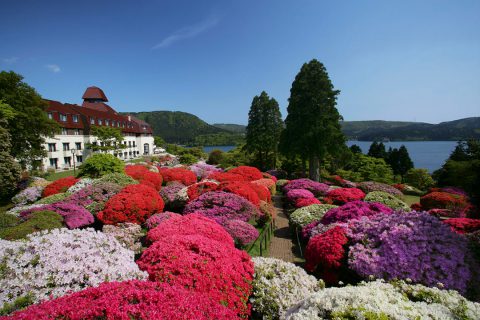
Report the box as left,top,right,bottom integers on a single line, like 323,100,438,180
245,91,283,170
280,59,345,181
349,144,362,154
218,145,253,168
404,168,434,191
207,149,224,165
94,172,138,187
87,126,125,153
368,142,388,159
153,136,166,148
364,191,411,211
0,71,59,167
0,210,63,240
0,112,21,200
341,154,394,184
0,293,34,316
0,213,20,229
78,153,125,178
387,145,414,180
179,153,197,165
192,132,244,147
35,193,70,205
212,123,246,134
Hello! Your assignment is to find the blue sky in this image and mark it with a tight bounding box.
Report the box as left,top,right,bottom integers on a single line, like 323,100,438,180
1,0,479,125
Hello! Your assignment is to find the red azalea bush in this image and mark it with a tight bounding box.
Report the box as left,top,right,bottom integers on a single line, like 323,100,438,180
7,280,238,320
443,218,480,234
137,234,254,317
259,200,276,221
186,181,219,201
97,184,164,225
261,172,277,183
220,181,261,207
228,166,263,181
420,191,470,217
252,178,276,194
42,176,79,197
248,182,271,203
208,171,246,183
146,213,234,246
295,197,321,208
304,226,348,284
125,165,150,180
159,167,197,186
411,202,422,211
324,188,365,205
125,165,163,191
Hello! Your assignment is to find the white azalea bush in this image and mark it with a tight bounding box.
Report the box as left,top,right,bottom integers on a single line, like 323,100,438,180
0,228,147,310
290,204,337,228
285,280,480,319
251,257,324,319
364,191,411,211
66,178,95,193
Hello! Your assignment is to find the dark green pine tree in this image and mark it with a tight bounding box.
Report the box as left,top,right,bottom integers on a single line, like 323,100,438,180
245,91,283,170
387,145,414,181
279,59,345,181
368,142,388,159
349,144,362,154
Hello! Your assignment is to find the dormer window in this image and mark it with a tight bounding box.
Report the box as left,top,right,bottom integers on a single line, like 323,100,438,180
72,115,79,123
90,117,95,124
105,119,110,126
60,114,67,122
47,112,53,119
98,119,103,125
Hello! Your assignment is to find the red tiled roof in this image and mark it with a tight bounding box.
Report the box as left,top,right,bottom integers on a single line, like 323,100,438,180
82,86,108,101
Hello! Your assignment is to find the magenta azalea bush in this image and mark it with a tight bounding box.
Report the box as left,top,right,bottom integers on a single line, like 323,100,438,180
145,211,181,229
183,191,260,224
321,201,393,225
222,219,259,246
346,211,473,293
20,202,94,229
285,189,315,203
283,179,330,196
357,181,403,197
66,182,122,214
190,162,222,179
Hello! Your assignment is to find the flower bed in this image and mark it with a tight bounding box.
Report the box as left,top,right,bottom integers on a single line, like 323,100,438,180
285,189,315,204
295,197,321,208
320,200,393,225
0,211,63,240
252,178,276,195
283,179,329,196
65,182,122,214
208,171,246,182
11,187,43,206
186,181,219,201
42,177,79,198
324,188,365,205
189,162,222,179
94,172,138,187
125,165,163,191
290,204,337,228
364,191,411,211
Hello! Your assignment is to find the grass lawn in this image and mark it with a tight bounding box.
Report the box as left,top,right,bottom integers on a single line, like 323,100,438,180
403,194,420,206
45,170,76,181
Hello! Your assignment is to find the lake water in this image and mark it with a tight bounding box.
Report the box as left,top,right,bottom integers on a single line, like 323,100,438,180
204,141,458,172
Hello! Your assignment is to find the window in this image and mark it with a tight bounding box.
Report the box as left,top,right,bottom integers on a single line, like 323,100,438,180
48,113,53,119
90,117,95,124
75,142,82,150
128,141,132,147
74,129,80,135
133,142,136,147
72,115,79,122
60,114,67,121
124,152,127,158
143,143,149,155
98,119,103,125
61,128,68,135
105,119,110,126
63,143,70,151
76,155,83,163
64,157,71,166
49,158,58,169
48,143,56,152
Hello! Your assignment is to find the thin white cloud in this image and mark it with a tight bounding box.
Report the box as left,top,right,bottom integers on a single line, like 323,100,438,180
153,16,218,49
46,64,61,73
3,57,19,64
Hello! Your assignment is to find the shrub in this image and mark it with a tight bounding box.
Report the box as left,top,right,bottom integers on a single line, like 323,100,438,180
65,182,122,214
137,234,254,317
295,197,321,208
285,189,315,203
283,179,329,196
364,191,411,211
0,214,20,229
260,201,276,221
420,191,470,217
189,162,222,179
324,188,365,205
220,181,261,206
159,181,187,210
290,204,338,228
94,172,138,187
145,211,181,230
393,183,424,196
347,211,472,293
158,167,197,186
228,166,263,181
34,192,70,205
404,168,435,190
98,184,164,225
443,218,480,234
42,176,79,197
357,181,403,197
0,121,21,201
179,153,198,165
65,178,95,193
321,200,393,225
11,187,43,206
20,202,94,229
208,171,246,182
184,191,260,224
249,182,271,203
6,281,237,319
186,181,219,201
78,153,124,178
251,257,323,319
222,219,259,246
102,222,143,253
0,211,63,240
207,149,224,165
0,228,146,310
125,165,163,191
252,178,276,195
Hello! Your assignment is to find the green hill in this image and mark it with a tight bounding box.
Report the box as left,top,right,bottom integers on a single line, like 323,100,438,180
212,123,246,134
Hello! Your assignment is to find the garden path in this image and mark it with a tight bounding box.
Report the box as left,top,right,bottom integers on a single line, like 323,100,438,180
268,195,302,263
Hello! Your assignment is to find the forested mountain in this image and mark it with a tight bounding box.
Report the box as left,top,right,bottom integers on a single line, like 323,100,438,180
212,123,246,133
342,117,480,141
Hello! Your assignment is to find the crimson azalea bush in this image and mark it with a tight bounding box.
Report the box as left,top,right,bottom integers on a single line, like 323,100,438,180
125,165,163,191
443,218,480,234
97,184,164,225
305,226,348,284
158,167,197,186
321,201,393,225
420,191,470,217
220,181,261,207
222,219,259,246
183,191,260,224
146,213,234,246
248,182,271,203
228,166,263,181
295,197,321,208
283,179,330,197
7,280,238,320
125,165,150,180
42,177,79,198
186,181,219,201
137,234,254,317
145,211,181,230
208,171,246,183
324,188,365,205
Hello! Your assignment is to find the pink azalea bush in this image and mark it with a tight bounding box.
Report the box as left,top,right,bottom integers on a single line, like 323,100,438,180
20,202,94,229
285,189,315,203
283,179,330,196
145,211,181,230
320,200,393,225
222,219,259,246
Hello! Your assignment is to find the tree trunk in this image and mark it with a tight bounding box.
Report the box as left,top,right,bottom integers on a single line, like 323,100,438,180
301,157,306,177
309,155,320,181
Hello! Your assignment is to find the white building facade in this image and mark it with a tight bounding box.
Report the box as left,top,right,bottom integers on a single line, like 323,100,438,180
42,86,154,171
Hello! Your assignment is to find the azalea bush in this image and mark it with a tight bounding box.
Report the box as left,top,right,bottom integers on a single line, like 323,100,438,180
220,181,261,206
295,197,321,208
20,202,94,229
285,189,315,204
125,165,163,191
102,222,143,253
443,218,480,234
98,184,164,225
290,204,337,228
159,181,187,210
222,219,259,246
42,176,79,198
228,166,263,181
6,281,237,320
364,191,411,211
420,191,470,217
189,162,222,179
321,200,393,225
357,181,403,197
145,211,181,230
251,257,324,319
137,234,254,317
11,186,43,206
159,167,197,186
260,200,276,221
34,192,70,205
66,178,94,193
208,171,246,183
94,172,138,187
252,178,276,195
65,182,122,214
324,187,365,205
0,211,63,240
283,179,329,196
186,181,219,201
284,280,480,320
0,228,147,310
249,182,271,203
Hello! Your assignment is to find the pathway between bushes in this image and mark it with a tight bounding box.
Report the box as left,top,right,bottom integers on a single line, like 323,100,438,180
268,195,303,264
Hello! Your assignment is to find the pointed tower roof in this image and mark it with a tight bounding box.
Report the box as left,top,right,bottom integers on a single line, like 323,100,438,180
82,86,108,102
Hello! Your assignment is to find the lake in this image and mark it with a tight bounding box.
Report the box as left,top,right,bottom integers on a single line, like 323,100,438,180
204,141,458,172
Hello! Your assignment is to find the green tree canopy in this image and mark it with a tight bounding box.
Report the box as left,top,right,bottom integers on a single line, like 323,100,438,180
280,59,345,181
245,91,283,170
0,71,59,167
349,144,362,154
87,126,126,153
387,145,414,181
368,142,388,159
